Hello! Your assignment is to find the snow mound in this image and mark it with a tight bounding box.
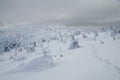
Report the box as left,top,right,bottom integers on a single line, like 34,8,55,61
8,56,54,73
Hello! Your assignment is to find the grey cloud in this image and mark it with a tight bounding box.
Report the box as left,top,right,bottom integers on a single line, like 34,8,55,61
0,0,120,26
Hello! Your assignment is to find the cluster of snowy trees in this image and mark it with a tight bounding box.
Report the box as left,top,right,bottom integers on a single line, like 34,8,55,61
0,24,120,61
101,25,120,40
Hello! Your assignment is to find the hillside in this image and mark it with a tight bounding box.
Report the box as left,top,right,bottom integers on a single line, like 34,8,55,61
0,24,120,80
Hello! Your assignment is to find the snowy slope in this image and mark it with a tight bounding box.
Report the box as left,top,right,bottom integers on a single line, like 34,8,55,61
0,24,120,80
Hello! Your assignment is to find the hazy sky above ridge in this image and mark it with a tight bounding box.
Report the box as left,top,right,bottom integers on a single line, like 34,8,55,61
0,0,120,26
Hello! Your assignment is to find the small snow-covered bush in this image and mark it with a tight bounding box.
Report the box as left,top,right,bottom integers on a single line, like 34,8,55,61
0,36,20,54
69,40,80,49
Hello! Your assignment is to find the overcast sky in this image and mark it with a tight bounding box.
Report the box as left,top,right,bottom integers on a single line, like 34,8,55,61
0,0,120,26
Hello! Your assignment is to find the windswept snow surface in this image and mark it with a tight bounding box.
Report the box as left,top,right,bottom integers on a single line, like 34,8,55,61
0,24,120,80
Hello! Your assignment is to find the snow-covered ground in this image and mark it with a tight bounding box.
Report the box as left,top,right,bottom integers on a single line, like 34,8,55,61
0,24,120,80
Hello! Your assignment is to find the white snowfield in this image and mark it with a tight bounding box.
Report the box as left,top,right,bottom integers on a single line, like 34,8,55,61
0,24,120,80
